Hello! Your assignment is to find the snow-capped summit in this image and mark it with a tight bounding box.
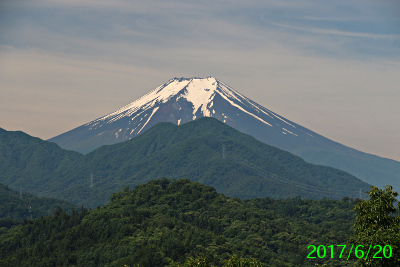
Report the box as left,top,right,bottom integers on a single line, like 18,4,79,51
50,77,317,153
96,77,221,130
92,76,281,129
50,76,318,154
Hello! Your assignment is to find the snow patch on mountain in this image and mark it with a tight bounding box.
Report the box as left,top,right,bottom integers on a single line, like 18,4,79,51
80,77,303,140
137,107,159,134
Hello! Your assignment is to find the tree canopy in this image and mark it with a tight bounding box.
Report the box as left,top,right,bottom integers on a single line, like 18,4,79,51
0,178,359,266
349,185,400,266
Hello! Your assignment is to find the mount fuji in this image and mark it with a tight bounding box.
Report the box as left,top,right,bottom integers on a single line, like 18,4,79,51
49,77,400,191
49,77,318,152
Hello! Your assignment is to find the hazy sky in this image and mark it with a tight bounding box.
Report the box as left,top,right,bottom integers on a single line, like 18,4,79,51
1,0,400,161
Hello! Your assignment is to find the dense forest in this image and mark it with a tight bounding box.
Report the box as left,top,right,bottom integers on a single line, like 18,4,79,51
0,178,362,266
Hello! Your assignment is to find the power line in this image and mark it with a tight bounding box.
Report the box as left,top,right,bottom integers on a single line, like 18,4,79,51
224,146,360,199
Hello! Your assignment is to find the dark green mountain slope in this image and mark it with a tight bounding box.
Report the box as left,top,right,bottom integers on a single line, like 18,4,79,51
0,182,76,221
0,119,371,208
0,178,357,267
0,127,82,191
55,117,370,207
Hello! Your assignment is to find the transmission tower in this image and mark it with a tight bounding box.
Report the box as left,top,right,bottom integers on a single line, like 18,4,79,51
28,206,33,220
222,144,226,159
90,173,94,188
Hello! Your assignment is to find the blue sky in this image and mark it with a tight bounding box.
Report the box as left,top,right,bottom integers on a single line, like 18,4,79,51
1,0,399,161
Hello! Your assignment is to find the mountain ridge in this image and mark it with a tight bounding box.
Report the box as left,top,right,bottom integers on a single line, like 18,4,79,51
47,77,400,192
1,118,371,208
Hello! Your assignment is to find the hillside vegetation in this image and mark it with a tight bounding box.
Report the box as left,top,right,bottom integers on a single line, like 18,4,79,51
0,119,371,208
0,127,82,190
0,183,76,222
0,178,358,267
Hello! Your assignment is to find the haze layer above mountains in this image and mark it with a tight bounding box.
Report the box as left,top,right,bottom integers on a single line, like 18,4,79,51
48,77,400,193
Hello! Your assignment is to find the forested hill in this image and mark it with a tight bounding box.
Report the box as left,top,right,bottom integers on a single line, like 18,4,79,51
0,182,76,221
1,118,371,208
0,127,82,190
0,178,358,267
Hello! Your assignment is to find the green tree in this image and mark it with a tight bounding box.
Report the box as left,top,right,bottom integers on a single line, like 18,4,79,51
168,255,266,267
349,185,400,266
185,255,213,267
223,255,266,267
